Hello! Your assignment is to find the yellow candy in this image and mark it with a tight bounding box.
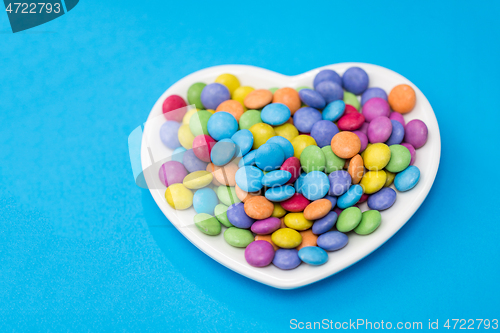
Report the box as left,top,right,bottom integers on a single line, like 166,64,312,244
271,228,302,248
284,212,313,231
384,170,396,187
178,124,195,149
291,135,317,159
206,109,215,114
249,123,275,149
182,108,199,125
215,74,240,96
232,86,255,111
363,143,391,170
360,170,387,194
272,202,287,218
183,171,213,189
165,184,193,210
274,123,299,142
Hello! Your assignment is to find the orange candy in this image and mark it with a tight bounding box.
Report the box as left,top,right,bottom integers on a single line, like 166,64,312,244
348,154,364,184
244,196,274,220
206,163,221,186
303,199,332,220
209,162,238,186
388,84,416,114
235,184,260,202
244,89,273,109
255,235,279,251
296,229,318,250
331,132,361,159
272,87,301,115
216,100,245,121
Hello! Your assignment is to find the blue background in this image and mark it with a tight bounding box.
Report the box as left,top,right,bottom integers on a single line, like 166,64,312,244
1,1,499,331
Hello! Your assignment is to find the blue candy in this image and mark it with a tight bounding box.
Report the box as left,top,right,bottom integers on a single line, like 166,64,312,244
265,185,295,202
317,231,348,251
300,171,330,201
322,100,345,122
298,246,329,265
316,81,344,103
226,202,255,229
235,166,264,192
182,149,208,172
238,150,257,167
266,136,294,160
207,111,238,141
386,120,405,145
273,249,301,270
337,184,363,209
192,188,219,215
200,83,230,110
310,120,339,148
328,170,352,196
323,195,337,210
255,143,285,171
312,211,338,235
394,166,420,192
160,121,181,149
313,69,342,89
361,87,388,106
294,172,306,193
211,139,237,166
172,147,186,163
342,67,369,95
261,170,292,187
293,107,322,133
231,129,254,156
261,103,291,126
367,187,397,210
298,89,326,109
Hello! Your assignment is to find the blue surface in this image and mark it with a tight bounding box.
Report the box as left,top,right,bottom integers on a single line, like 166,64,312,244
1,1,499,331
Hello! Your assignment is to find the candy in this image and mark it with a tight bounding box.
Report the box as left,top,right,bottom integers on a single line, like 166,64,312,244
244,89,273,109
300,146,326,173
316,81,344,103
361,87,388,106
172,147,186,163
235,165,264,192
258,103,291,127
160,121,181,149
183,149,208,172
273,249,301,270
359,122,369,135
265,185,295,202
337,112,365,131
296,229,318,250
337,206,362,232
207,111,238,141
187,83,206,109
342,67,369,95
274,123,299,142
211,139,237,166
310,120,339,148
194,213,222,236
280,157,301,184
215,73,240,95
322,146,345,173
386,119,405,145
361,97,391,122
312,211,338,235
363,143,391,170
224,227,254,247
248,123,275,149
293,107,322,133
226,202,255,229
233,86,255,108
323,195,337,210
189,110,212,136
238,150,257,167
394,165,420,191
214,204,233,227
389,112,405,126
272,87,301,114
343,91,360,110
303,199,332,220
255,143,285,171
352,130,368,152
163,95,188,122
216,100,245,121
283,212,313,231
388,84,416,114
266,136,294,160
360,170,387,194
178,124,195,149
348,154,364,184
234,184,258,202
210,162,238,186
328,170,352,196
262,170,292,187
255,234,279,251
230,129,254,156
183,170,213,189
367,116,393,143
271,202,287,218
357,193,369,204
404,119,428,149
217,186,241,206
193,188,219,215
299,171,330,200
201,83,230,110
244,196,274,219
317,231,348,251
354,210,382,235
367,187,396,210
165,183,193,210
298,247,328,265
245,241,275,267
192,135,216,162
313,69,342,88
291,135,317,159
331,131,361,159
251,217,281,235
401,143,416,165
159,161,188,187
344,104,358,114
337,184,363,209
182,108,198,125
239,110,262,130
385,145,411,173
272,228,302,248
280,193,310,212
299,89,326,109
384,171,396,187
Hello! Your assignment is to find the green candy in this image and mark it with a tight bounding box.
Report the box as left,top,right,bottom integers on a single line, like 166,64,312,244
189,110,212,136
239,110,262,130
300,145,325,173
337,207,362,232
343,91,361,110
322,146,345,173
187,82,206,109
385,145,411,173
214,204,233,228
296,86,311,92
269,87,279,94
224,227,254,248
194,213,221,236
354,210,381,235
217,186,241,206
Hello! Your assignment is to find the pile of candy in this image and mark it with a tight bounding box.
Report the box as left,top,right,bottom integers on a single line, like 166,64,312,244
158,68,428,269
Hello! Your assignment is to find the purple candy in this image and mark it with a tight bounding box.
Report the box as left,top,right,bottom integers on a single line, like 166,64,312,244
251,217,281,235
404,119,428,149
389,112,405,126
323,195,337,210
160,121,181,149
315,81,344,103
361,87,388,106
367,187,397,211
386,120,405,145
273,248,301,270
317,231,348,251
328,170,351,196
401,143,416,165
200,83,230,110
361,97,391,122
313,69,342,89
245,240,275,267
293,107,323,133
312,211,338,235
299,89,326,109
182,149,208,172
158,161,188,187
342,67,369,95
352,130,368,152
358,122,370,135
367,116,392,143
310,120,339,148
227,203,255,229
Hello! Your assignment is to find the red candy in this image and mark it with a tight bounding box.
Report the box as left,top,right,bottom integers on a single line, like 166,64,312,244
192,135,216,162
280,157,301,184
357,193,369,204
344,104,358,115
162,95,187,122
280,193,310,212
337,112,365,131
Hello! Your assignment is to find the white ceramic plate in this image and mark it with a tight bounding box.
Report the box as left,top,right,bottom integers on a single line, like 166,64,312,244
141,63,441,289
